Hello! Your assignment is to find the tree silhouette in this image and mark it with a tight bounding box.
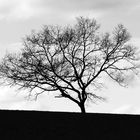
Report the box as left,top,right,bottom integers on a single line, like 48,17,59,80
0,17,139,113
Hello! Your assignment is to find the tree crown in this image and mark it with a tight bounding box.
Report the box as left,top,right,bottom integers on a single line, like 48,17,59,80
0,17,139,113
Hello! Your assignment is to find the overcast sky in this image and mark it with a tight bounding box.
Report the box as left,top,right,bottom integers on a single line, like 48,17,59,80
0,0,140,114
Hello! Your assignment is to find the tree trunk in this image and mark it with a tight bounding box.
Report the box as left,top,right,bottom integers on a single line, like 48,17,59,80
79,103,86,113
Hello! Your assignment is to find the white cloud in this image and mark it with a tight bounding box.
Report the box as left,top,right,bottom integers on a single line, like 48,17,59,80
0,42,23,59
0,0,44,20
0,87,49,111
112,105,140,115
0,87,79,112
130,37,140,47
112,105,134,114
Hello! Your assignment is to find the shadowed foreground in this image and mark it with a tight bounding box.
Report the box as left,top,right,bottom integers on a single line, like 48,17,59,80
0,110,140,139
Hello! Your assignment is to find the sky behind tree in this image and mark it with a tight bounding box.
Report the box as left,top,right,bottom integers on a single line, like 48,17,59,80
0,0,140,114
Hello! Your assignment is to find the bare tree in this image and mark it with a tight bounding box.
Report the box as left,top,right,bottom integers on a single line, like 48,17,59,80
0,17,139,113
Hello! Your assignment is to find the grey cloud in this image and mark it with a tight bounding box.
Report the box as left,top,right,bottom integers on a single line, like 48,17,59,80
0,3,14,15
29,0,140,26
41,0,140,12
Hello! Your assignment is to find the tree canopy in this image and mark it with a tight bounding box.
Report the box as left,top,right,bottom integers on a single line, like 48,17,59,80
0,17,139,113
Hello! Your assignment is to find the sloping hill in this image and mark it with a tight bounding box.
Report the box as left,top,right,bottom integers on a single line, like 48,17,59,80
0,110,140,139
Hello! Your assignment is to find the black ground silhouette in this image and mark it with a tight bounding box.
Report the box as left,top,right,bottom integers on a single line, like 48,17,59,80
0,110,140,139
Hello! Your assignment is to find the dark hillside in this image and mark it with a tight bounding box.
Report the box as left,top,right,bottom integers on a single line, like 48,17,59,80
0,110,140,139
